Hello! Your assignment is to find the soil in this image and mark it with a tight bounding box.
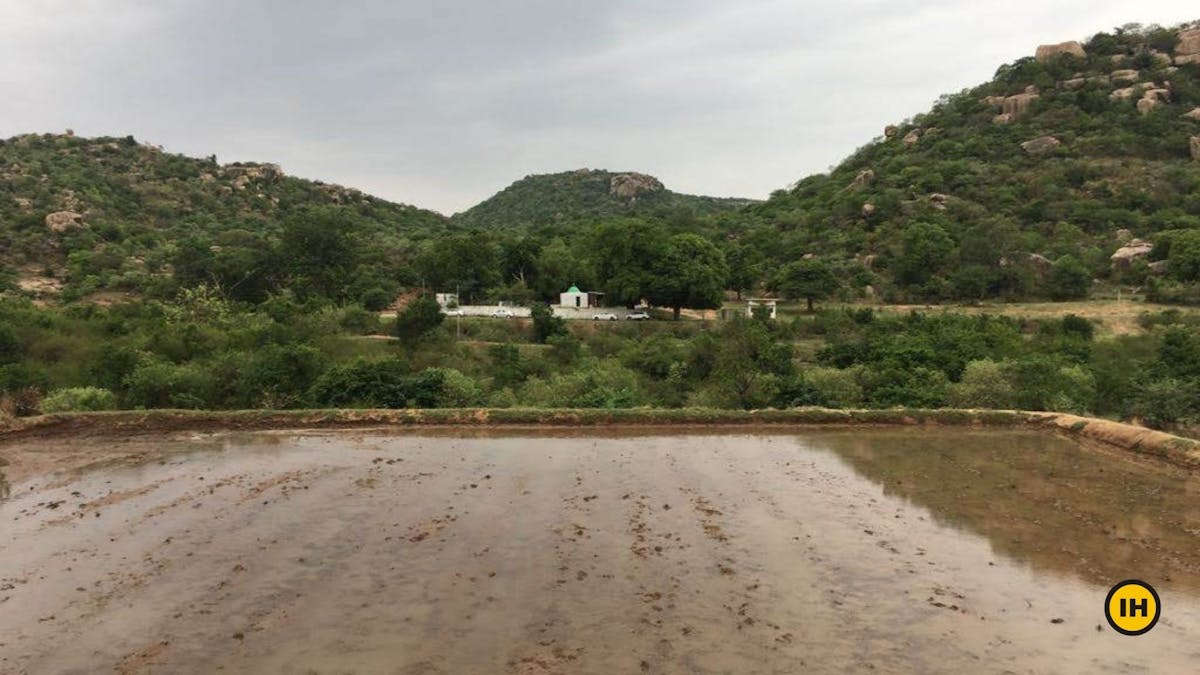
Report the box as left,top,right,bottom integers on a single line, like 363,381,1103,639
1,428,1198,674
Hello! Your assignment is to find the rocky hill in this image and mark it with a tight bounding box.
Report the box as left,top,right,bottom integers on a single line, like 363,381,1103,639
0,132,447,302
736,21,1200,304
451,169,758,230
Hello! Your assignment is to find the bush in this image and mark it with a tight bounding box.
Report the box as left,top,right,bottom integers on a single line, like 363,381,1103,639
360,287,394,312
434,368,483,407
947,359,1015,409
530,303,567,343
41,387,118,413
1131,378,1199,429
804,367,864,408
309,358,444,408
395,295,444,345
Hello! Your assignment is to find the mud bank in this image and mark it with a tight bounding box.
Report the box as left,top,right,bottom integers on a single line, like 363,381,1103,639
2,429,1198,674
3,407,1199,472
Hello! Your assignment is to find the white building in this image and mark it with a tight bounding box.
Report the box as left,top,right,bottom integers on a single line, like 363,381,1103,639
559,285,605,309
434,292,459,307
747,299,778,319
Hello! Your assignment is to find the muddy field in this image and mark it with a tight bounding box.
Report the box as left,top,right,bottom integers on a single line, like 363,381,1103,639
2,429,1199,674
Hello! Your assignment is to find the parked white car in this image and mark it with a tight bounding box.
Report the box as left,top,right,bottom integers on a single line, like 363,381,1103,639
443,308,464,317
625,311,651,321
592,312,619,321
491,308,515,318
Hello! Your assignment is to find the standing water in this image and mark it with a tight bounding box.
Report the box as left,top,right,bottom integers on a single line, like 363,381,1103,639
1,428,1197,673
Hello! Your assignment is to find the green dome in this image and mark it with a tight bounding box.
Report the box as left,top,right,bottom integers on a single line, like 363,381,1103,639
567,285,581,293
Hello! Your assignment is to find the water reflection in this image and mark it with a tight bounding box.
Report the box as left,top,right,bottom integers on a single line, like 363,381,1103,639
808,430,1200,592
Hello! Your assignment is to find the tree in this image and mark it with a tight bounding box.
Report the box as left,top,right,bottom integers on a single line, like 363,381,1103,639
416,233,500,303
590,219,666,306
530,303,567,343
395,295,444,345
896,222,953,288
1048,255,1091,300
775,258,839,312
645,234,729,320
279,207,360,299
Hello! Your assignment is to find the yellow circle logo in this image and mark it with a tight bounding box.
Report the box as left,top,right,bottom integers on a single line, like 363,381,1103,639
1104,580,1160,636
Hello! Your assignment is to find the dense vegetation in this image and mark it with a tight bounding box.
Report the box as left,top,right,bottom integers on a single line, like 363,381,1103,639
450,169,756,230
1,294,1196,431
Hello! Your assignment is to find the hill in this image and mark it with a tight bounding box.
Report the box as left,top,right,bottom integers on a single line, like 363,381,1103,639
451,169,758,230
731,21,1200,304
0,132,447,304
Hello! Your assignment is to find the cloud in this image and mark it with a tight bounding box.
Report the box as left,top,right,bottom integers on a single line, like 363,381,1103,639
1,0,1196,213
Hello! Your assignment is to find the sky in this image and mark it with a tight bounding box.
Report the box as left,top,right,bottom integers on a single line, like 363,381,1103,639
1,1,1197,215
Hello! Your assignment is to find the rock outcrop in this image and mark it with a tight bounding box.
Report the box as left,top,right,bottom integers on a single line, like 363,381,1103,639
1110,239,1154,268
1184,108,1200,120
1021,136,1061,156
609,173,664,200
1110,69,1140,83
1176,28,1200,65
861,203,876,218
1035,41,1086,62
852,169,875,187
903,130,921,147
884,125,898,139
44,211,84,233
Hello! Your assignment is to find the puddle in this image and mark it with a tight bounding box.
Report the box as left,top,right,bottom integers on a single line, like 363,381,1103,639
1,429,1197,673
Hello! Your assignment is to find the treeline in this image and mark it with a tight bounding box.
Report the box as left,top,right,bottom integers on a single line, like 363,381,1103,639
2,294,1197,432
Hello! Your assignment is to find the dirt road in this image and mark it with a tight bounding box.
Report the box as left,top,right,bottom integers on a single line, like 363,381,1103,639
2,429,1198,673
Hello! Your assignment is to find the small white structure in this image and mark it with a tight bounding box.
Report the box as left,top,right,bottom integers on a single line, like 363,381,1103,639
559,285,604,309
434,292,459,307
746,299,778,319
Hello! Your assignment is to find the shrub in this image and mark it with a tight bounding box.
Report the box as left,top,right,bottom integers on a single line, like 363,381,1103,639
530,303,567,343
947,359,1015,409
309,358,444,409
1131,378,1199,429
804,367,864,408
395,295,444,345
41,387,118,413
360,287,393,312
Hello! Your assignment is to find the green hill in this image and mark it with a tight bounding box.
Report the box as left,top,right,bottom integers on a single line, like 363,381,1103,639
0,132,447,303
732,21,1200,304
451,169,758,230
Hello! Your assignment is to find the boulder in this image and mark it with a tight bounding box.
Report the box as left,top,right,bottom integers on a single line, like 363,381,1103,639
1021,136,1061,156
44,211,83,233
1178,28,1200,57
1110,239,1153,268
903,130,921,147
861,203,876,218
884,125,898,138
992,113,1014,125
1137,97,1161,115
1184,108,1200,120
1110,86,1139,101
1149,260,1170,276
1060,77,1087,90
982,95,1007,108
1028,253,1054,272
1036,41,1086,62
1177,54,1200,66
1146,50,1174,66
929,193,949,210
852,169,875,187
13,197,32,211
1002,92,1039,118
1115,229,1133,243
1110,69,1140,83
609,172,664,199
1192,136,1200,161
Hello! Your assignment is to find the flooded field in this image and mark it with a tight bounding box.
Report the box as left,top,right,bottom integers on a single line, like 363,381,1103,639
2,428,1199,674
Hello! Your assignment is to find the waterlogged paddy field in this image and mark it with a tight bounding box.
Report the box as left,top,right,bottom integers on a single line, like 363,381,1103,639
1,429,1199,674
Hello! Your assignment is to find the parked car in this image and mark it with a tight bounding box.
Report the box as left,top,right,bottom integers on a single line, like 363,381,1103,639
592,312,619,321
491,308,514,318
625,311,651,321
444,308,464,317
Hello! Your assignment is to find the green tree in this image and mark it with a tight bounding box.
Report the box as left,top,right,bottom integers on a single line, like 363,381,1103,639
1048,255,1091,300
775,258,839,312
279,207,361,299
896,222,953,288
647,234,729,320
395,295,445,345
591,219,666,306
530,303,567,343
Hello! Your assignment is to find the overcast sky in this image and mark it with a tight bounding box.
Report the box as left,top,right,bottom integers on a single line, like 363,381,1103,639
1,1,1197,214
